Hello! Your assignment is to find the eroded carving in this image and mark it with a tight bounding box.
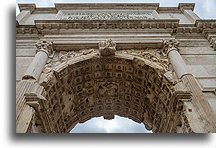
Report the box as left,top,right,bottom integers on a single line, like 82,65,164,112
214,40,216,51
36,40,54,57
162,39,179,56
119,49,169,70
58,10,155,20
35,53,189,133
98,82,118,97
59,49,97,62
99,39,116,56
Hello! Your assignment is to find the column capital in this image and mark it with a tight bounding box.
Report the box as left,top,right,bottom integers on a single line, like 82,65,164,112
162,39,180,56
36,40,53,57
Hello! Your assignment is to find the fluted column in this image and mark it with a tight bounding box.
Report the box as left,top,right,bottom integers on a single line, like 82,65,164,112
22,40,53,80
16,40,53,133
163,39,215,132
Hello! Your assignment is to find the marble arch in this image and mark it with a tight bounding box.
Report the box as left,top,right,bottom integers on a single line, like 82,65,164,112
16,3,216,133
16,39,194,133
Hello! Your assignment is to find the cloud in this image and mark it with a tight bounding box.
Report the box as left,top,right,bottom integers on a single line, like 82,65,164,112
16,0,215,133
70,116,152,133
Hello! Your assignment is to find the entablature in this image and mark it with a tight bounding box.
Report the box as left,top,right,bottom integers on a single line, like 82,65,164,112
17,3,199,25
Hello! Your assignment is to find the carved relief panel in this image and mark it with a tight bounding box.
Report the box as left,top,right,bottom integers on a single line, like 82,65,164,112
56,10,156,20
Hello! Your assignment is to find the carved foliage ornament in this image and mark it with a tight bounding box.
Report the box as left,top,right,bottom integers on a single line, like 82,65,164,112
119,49,169,71
99,39,116,56
162,39,179,56
36,40,54,57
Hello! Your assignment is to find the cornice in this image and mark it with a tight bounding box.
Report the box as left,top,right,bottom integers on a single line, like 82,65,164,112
17,3,196,13
18,4,36,13
195,20,216,29
55,3,160,11
33,8,58,14
34,19,179,30
16,19,215,35
16,19,179,35
16,25,38,34
53,40,165,51
158,3,195,13
178,3,195,11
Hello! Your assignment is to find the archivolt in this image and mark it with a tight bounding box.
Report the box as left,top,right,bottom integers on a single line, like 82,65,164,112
32,51,190,133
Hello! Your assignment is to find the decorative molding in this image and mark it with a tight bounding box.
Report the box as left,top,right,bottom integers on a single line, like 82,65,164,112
16,20,215,34
34,19,179,31
18,4,36,13
178,3,195,11
177,27,200,33
118,49,169,71
195,20,216,29
16,26,39,34
55,3,160,11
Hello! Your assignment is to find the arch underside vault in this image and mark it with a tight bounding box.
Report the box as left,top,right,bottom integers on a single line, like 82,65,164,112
26,49,192,133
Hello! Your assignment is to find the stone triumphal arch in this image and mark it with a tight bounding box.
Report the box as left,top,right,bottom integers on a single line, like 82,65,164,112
16,3,216,133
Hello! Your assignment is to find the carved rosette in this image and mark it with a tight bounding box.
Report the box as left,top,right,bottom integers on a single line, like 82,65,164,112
36,40,54,57
162,39,179,56
99,39,116,56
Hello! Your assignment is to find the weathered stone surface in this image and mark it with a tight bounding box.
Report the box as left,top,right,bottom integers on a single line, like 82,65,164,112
99,39,116,56
22,40,53,80
16,3,216,133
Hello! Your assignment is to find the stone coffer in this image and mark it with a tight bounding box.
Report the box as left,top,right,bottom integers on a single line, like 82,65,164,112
16,3,216,133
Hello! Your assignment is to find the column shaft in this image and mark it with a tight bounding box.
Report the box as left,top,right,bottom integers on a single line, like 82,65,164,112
16,40,53,133
168,49,190,78
22,51,48,80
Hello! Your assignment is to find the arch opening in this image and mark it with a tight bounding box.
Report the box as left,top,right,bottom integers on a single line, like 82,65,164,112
70,115,152,133
30,51,189,133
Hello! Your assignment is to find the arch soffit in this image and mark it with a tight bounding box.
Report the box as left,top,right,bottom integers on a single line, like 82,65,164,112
36,50,187,133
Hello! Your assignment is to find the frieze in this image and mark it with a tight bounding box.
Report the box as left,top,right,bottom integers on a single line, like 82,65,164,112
57,10,155,20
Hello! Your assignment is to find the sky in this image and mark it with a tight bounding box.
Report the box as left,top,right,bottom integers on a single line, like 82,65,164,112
71,115,152,133
16,0,215,133
16,0,216,19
